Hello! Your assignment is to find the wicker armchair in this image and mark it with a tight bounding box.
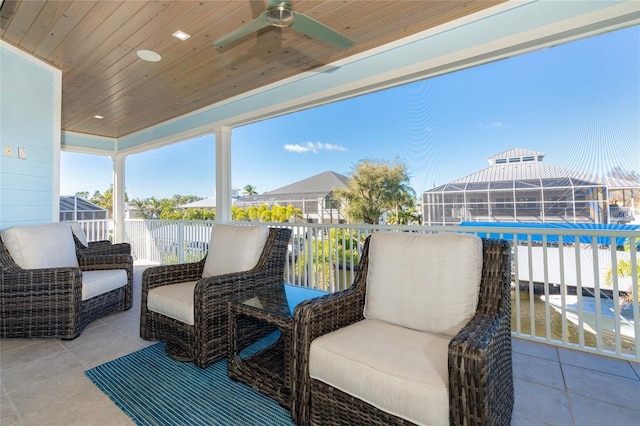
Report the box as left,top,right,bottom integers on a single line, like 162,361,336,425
140,226,292,369
292,234,513,426
73,234,132,256
0,233,133,340
68,221,131,256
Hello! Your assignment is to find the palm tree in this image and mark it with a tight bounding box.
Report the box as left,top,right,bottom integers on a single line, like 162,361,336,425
145,197,162,219
243,184,258,195
130,198,150,219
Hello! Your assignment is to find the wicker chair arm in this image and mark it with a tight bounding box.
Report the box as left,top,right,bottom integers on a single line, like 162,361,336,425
291,286,365,425
88,240,113,246
73,234,131,256
142,260,205,291
294,286,365,341
448,311,512,425
78,254,133,271
83,243,131,256
192,266,286,315
195,269,267,295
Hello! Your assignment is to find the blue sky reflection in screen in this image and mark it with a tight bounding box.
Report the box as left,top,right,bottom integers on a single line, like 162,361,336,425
60,26,640,200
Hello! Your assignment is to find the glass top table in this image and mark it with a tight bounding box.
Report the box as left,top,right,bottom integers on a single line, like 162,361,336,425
227,283,327,411
238,283,327,317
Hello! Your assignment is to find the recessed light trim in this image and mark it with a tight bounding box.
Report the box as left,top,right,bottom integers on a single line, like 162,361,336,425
94,115,104,119
137,50,161,62
172,30,191,41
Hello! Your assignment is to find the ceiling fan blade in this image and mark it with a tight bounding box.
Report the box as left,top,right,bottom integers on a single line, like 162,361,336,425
290,13,354,49
214,11,271,48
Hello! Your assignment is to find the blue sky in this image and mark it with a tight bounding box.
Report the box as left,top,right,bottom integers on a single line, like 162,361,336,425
60,25,640,200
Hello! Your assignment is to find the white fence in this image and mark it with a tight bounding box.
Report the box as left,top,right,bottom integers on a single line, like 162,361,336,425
77,219,640,361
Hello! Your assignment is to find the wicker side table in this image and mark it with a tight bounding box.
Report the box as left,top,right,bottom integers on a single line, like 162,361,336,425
227,283,325,410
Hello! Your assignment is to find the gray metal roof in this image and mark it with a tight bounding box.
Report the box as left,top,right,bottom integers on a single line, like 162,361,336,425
59,196,107,213
236,171,349,203
427,149,640,192
489,148,544,161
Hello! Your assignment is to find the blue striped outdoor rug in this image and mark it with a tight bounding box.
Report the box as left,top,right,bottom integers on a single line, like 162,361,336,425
85,341,294,426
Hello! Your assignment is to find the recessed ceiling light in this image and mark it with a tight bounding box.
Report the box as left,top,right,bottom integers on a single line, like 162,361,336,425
137,50,161,62
172,30,191,41
94,115,104,119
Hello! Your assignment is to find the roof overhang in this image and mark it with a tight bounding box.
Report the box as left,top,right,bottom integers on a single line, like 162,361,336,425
61,1,640,157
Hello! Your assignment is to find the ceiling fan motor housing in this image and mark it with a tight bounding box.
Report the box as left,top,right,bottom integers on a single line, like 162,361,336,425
267,5,295,27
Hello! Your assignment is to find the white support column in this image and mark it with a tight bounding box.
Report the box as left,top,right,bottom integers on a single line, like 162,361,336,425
112,155,126,242
215,125,232,223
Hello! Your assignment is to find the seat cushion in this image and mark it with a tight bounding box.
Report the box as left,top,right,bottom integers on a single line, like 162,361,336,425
68,222,89,247
82,270,128,301
310,319,450,426
1,222,79,269
147,281,198,325
202,224,269,278
363,232,482,337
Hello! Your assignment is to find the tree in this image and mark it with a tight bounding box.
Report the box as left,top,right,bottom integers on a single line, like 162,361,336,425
606,238,640,303
243,184,258,195
232,204,301,222
75,191,90,199
88,186,130,218
130,198,150,218
333,158,416,224
246,206,260,221
145,197,163,219
387,201,422,225
232,205,248,221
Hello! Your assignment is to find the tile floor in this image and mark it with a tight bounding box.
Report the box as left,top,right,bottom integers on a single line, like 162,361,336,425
2,263,640,425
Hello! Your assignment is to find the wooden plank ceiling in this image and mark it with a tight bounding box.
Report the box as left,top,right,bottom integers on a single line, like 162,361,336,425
0,1,503,139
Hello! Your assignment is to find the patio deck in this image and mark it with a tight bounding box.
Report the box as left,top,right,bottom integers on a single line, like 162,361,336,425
1,263,639,425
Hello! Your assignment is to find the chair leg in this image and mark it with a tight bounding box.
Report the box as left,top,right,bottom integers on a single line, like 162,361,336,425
165,342,193,362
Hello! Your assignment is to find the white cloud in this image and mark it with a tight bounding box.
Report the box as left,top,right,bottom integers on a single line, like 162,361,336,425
283,141,348,153
480,121,504,129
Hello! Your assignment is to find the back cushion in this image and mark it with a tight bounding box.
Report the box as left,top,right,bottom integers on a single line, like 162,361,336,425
202,224,269,278
363,232,483,337
1,222,79,269
68,222,89,247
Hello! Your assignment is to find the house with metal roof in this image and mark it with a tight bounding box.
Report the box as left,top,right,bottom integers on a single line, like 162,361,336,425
234,171,349,223
422,148,639,225
178,187,242,209
59,196,108,221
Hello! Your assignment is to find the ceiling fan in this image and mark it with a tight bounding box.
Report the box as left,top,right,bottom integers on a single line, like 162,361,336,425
214,0,355,49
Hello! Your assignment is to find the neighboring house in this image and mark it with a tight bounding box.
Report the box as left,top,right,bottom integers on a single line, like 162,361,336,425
423,148,639,225
59,196,108,221
178,187,242,209
234,171,349,224
125,204,141,219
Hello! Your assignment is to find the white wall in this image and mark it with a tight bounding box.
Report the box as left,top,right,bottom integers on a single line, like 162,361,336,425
0,41,62,229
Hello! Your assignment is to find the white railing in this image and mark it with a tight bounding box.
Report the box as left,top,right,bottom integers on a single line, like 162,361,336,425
124,219,214,264
122,219,639,361
71,219,112,242
609,206,635,223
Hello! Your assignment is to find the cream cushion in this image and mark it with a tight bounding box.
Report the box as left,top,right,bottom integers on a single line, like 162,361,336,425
202,224,269,278
147,281,198,325
68,222,89,247
310,319,450,426
1,222,79,269
82,270,128,301
364,232,483,337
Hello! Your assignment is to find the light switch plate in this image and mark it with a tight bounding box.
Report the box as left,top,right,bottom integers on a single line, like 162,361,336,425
18,147,27,160
4,145,12,157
